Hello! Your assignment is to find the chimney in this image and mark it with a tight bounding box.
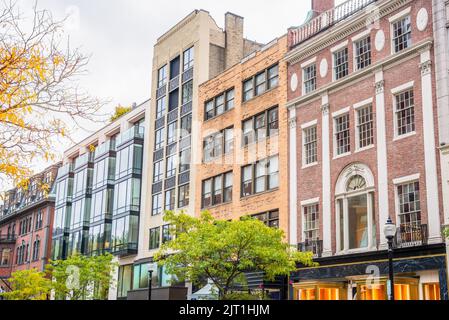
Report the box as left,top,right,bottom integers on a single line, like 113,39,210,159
224,12,244,69
311,0,335,17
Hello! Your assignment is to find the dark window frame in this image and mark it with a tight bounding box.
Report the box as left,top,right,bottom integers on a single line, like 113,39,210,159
204,88,235,121
242,64,279,102
241,155,279,198
201,172,233,209
242,107,279,147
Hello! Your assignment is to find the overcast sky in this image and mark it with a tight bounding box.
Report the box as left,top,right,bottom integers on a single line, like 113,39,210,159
6,0,345,184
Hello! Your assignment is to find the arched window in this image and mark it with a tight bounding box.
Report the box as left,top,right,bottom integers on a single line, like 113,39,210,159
336,164,376,253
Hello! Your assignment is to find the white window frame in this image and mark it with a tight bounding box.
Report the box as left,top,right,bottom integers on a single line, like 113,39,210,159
389,7,412,54
301,120,319,168
352,33,372,72
393,174,421,227
391,81,416,141
301,199,320,243
301,57,317,95
353,98,375,153
331,41,349,82
332,107,351,159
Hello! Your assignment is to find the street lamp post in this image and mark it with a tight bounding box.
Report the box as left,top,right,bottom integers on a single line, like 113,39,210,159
148,269,154,301
384,217,397,301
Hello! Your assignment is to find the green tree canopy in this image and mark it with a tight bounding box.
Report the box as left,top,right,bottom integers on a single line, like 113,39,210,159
155,211,317,298
46,253,117,300
0,269,51,300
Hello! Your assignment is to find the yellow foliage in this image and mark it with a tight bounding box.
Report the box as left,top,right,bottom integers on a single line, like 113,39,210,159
110,105,132,122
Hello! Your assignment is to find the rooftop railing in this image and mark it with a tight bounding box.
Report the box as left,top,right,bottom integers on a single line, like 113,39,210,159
288,0,378,49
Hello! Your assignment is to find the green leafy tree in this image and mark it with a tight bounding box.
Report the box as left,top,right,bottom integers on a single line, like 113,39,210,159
444,228,449,239
155,211,317,299
110,105,132,122
0,269,51,300
46,253,117,300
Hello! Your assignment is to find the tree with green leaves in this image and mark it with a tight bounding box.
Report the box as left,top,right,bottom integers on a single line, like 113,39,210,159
155,211,317,299
0,269,51,300
46,253,117,300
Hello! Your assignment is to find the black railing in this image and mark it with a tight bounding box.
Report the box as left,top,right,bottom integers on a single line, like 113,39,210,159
298,240,323,258
394,223,428,249
0,235,17,244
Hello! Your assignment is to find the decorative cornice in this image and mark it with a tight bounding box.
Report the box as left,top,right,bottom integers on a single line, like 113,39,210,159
420,60,432,76
375,80,385,94
287,39,433,110
284,0,414,64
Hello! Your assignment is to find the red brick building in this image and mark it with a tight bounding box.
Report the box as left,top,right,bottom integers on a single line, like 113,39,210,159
0,164,60,291
286,0,448,300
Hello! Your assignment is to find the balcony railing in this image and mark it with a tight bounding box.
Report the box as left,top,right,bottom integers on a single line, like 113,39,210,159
0,235,17,244
94,140,116,159
288,0,378,48
394,223,428,249
74,153,94,169
116,126,145,147
57,163,74,178
298,239,323,258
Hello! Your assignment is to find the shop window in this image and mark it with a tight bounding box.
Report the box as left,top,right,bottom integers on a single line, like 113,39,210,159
423,283,440,301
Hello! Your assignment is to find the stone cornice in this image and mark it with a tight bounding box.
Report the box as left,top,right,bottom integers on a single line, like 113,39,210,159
284,0,413,65
287,38,433,110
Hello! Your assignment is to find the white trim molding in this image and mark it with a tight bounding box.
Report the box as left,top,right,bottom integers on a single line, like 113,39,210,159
353,97,374,110
332,106,351,118
393,173,421,185
301,56,317,69
388,6,412,23
391,81,415,94
330,40,349,53
351,29,371,43
321,94,332,257
289,108,298,246
300,197,320,207
301,119,318,130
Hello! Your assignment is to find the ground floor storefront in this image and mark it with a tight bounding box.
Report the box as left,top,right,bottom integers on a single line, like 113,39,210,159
290,244,448,301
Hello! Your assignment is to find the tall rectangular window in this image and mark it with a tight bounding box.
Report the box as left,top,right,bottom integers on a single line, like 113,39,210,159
180,114,192,138
167,121,177,144
156,98,166,119
158,65,167,88
182,81,193,105
153,161,163,183
392,16,412,53
395,89,415,136
155,128,164,150
357,105,374,149
303,64,317,94
183,47,194,71
223,172,233,203
165,189,175,211
355,37,371,70
335,114,350,155
268,65,279,89
304,204,319,241
243,79,254,102
304,126,318,165
397,182,421,227
334,48,349,80
255,72,267,96
162,225,172,244
166,155,176,178
149,227,160,250
178,184,190,208
152,193,162,216
179,148,191,173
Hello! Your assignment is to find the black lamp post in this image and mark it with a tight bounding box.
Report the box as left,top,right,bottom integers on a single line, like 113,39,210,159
384,217,397,301
148,269,154,301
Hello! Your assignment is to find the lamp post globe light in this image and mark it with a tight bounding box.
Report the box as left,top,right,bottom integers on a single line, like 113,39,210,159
384,217,397,301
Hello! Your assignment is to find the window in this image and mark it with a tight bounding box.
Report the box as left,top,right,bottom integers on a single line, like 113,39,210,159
155,128,165,150
392,16,412,53
167,121,177,144
243,64,279,102
252,210,279,228
423,283,441,301
304,204,319,241
152,193,163,216
158,65,167,88
169,89,179,112
35,210,43,230
397,181,421,229
204,88,235,121
153,161,163,183
32,236,40,261
395,89,415,136
1,249,11,266
170,56,180,79
165,189,175,211
180,114,192,138
202,172,233,208
183,47,194,71
335,113,350,156
117,265,133,298
357,105,374,149
203,127,234,162
149,227,160,250
241,155,279,197
334,48,349,80
303,126,318,165
303,64,317,94
166,155,177,178
162,225,172,244
355,37,371,70
242,107,279,146
156,98,166,119
178,184,190,208
182,81,193,104
179,148,191,173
